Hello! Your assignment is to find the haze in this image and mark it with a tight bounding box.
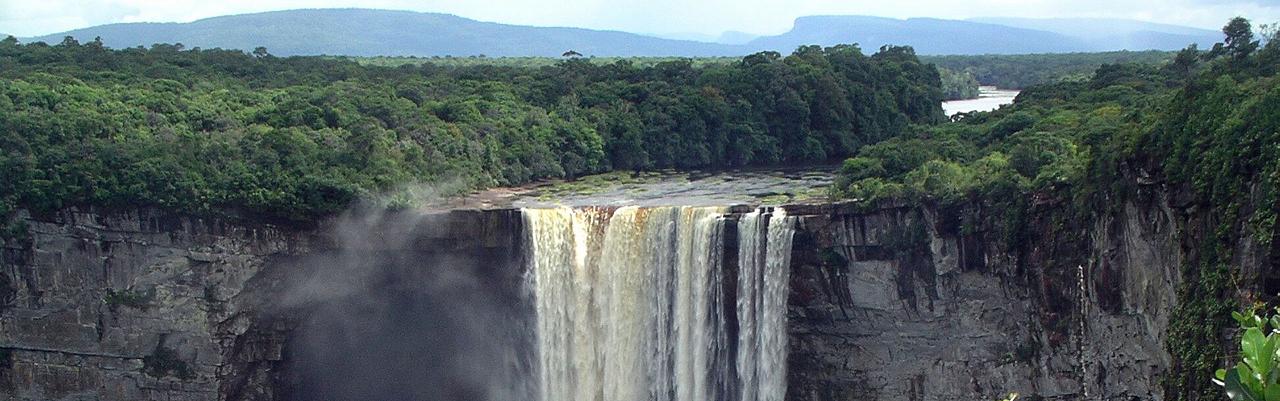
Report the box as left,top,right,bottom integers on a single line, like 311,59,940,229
2,0,1277,38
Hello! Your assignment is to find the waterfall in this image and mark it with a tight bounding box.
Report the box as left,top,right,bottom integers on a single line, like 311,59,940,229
736,209,795,401
524,206,795,401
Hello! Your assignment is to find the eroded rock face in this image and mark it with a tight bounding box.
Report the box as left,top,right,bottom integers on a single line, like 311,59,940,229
0,209,308,401
785,198,1184,401
0,199,1226,401
0,208,527,401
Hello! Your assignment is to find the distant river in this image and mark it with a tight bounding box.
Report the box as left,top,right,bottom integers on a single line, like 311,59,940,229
942,86,1020,116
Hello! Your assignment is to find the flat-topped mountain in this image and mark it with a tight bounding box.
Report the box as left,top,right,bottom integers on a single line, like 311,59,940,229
20,8,1222,56
969,17,1221,51
23,8,742,57
745,15,1093,54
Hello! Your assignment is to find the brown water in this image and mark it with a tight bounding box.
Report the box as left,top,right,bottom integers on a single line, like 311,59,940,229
436,168,834,210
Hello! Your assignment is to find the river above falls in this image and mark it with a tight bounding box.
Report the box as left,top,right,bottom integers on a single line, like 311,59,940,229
433,168,835,210
942,86,1020,115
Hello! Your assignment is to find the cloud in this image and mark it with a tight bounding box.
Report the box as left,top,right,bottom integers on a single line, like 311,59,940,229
0,0,138,36
2,0,1278,37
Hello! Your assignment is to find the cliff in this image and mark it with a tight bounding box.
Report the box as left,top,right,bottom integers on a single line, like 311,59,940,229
0,191,1266,400
0,208,526,400
786,196,1183,400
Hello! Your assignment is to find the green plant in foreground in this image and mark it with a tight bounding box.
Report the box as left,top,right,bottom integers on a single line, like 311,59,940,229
1214,306,1280,400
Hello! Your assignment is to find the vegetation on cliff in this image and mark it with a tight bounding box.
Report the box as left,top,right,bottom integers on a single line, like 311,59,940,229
832,17,1279,400
0,38,942,222
1,16,1277,400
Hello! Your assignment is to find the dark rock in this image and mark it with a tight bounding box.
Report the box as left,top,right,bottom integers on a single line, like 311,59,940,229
0,197,1237,400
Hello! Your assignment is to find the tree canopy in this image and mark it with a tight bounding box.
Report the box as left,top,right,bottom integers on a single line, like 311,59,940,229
0,39,943,222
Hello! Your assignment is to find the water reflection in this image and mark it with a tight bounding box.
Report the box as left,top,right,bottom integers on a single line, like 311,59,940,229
942,86,1020,116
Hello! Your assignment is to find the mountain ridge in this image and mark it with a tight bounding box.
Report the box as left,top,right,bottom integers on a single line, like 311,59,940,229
19,8,1221,56
745,15,1095,54
24,8,743,57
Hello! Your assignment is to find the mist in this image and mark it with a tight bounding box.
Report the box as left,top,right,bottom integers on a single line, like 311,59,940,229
273,205,534,401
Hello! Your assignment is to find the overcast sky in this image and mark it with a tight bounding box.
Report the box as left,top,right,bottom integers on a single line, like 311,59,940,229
2,0,1278,37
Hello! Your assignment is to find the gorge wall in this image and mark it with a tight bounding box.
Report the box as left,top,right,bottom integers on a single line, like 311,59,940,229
0,190,1234,401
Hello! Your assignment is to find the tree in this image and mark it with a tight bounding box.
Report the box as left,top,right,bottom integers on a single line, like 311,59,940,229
1,36,17,47
1262,23,1279,44
1170,44,1199,79
252,46,270,58
1223,17,1259,60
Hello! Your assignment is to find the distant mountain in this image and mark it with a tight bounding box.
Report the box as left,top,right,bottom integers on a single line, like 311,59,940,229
20,9,1224,57
717,31,759,45
969,17,1219,50
745,16,1094,55
647,31,722,43
24,9,742,57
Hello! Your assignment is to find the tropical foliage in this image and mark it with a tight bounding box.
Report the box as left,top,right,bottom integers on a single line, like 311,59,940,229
922,50,1175,88
1214,306,1280,401
0,38,942,222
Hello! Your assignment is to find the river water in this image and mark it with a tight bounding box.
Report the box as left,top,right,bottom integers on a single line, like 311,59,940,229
942,86,1020,116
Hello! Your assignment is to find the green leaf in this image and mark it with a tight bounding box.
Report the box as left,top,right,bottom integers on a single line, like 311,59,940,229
1266,384,1280,401
1264,335,1280,380
1227,368,1264,401
1245,328,1268,372
1242,363,1267,399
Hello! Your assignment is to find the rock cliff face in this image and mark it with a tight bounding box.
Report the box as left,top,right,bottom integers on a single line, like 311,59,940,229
0,208,526,401
785,197,1183,401
0,196,1241,400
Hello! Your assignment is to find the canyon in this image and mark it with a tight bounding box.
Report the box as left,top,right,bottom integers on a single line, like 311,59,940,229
0,182,1215,401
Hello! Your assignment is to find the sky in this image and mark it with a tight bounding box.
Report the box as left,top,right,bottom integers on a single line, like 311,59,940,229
2,0,1278,38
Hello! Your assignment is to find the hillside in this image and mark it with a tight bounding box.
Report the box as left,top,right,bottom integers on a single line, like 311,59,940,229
18,9,1225,57
970,17,1220,50
24,9,742,57
746,16,1093,55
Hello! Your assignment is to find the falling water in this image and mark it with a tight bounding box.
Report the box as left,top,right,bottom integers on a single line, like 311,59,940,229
736,209,795,401
524,206,795,401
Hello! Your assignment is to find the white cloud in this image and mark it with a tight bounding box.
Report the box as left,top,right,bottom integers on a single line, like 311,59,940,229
1,0,1277,37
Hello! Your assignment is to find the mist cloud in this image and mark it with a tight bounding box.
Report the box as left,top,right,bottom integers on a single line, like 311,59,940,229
275,206,535,401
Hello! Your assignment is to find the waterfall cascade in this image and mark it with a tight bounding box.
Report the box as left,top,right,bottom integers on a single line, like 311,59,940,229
524,206,796,401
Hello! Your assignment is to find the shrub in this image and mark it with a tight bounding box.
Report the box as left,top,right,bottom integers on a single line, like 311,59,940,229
103,288,152,311
1213,306,1280,400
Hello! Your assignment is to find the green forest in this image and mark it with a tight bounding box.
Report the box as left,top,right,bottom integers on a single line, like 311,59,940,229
830,18,1277,241
922,50,1175,88
0,38,942,222
356,52,1163,98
